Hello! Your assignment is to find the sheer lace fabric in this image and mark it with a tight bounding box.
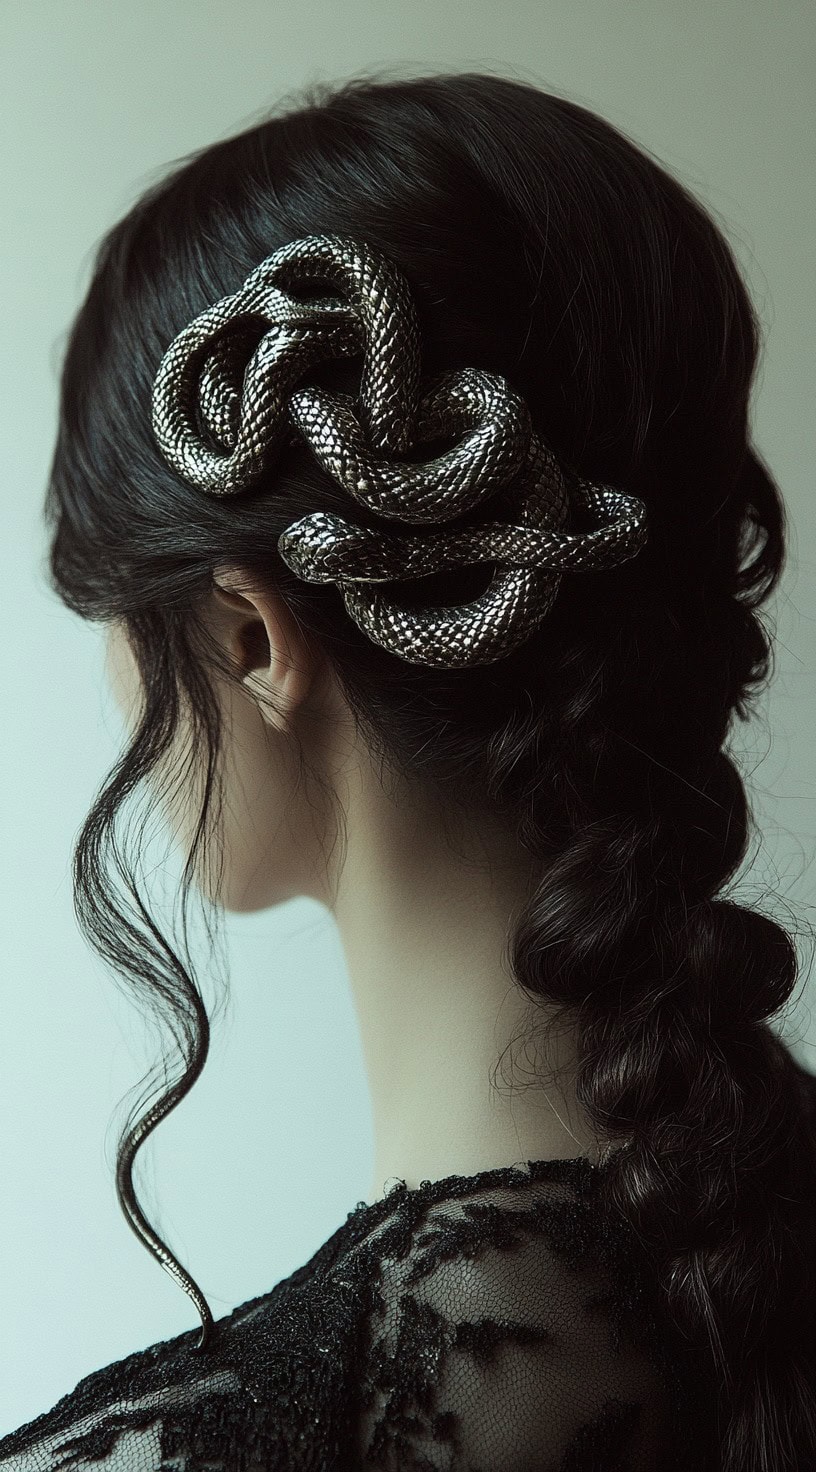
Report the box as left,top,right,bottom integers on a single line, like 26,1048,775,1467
0,1157,708,1471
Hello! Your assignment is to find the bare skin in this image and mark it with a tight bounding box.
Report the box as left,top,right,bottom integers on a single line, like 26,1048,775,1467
105,573,610,1203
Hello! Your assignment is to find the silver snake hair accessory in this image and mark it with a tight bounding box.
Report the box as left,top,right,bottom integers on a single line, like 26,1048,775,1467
151,233,648,668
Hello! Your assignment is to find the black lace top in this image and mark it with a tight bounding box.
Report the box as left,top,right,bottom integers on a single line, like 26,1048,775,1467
0,1156,711,1471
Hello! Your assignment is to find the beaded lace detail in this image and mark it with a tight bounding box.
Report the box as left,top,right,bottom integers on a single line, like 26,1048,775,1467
0,1157,708,1471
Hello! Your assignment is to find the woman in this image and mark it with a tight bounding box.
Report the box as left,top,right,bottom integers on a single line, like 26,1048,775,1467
1,69,814,1471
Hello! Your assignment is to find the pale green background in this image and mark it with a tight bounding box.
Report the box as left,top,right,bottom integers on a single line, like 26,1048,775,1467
1,0,814,1436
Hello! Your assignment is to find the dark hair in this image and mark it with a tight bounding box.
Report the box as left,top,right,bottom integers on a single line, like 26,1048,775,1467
45,69,816,1467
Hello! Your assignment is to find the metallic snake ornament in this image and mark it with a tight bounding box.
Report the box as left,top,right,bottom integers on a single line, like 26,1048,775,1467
151,233,648,667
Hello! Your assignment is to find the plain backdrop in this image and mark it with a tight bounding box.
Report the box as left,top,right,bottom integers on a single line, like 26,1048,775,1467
1,0,814,1437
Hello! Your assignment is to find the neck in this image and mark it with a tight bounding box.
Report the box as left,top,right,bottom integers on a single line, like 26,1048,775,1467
326,759,605,1203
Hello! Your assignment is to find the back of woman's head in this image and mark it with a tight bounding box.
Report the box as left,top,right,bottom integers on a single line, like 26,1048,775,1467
46,69,816,1468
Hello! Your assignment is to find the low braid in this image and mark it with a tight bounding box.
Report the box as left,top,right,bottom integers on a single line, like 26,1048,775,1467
492,450,816,1465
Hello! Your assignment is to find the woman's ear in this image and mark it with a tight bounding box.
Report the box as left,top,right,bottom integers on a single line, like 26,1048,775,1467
211,567,315,733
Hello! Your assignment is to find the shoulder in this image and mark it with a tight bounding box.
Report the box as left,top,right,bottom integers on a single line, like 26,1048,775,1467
0,1164,699,1471
0,1316,259,1472
0,1202,377,1472
348,1158,692,1470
